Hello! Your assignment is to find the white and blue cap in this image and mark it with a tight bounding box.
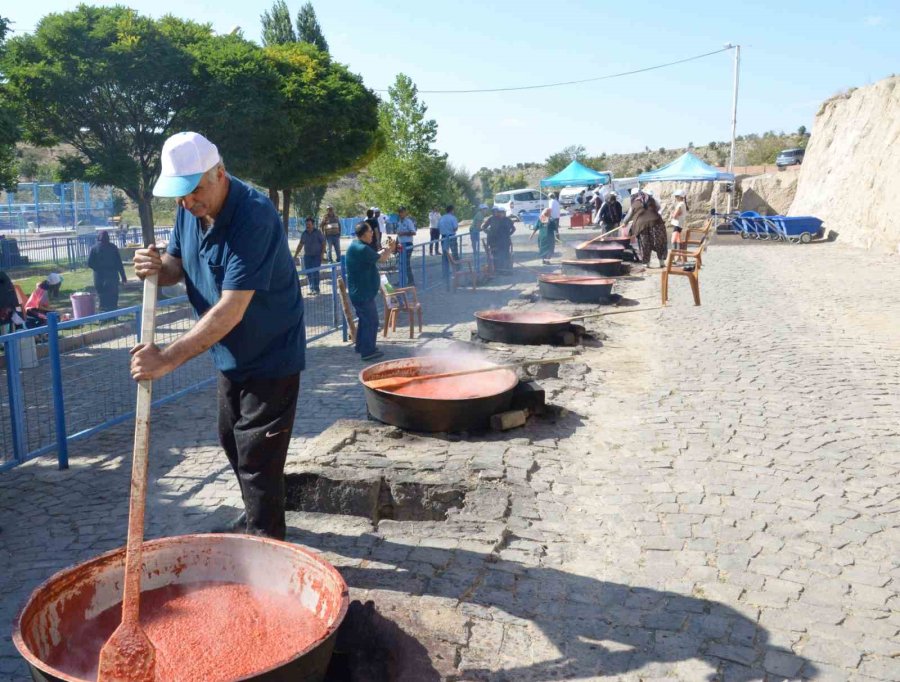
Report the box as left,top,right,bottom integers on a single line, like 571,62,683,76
153,132,221,198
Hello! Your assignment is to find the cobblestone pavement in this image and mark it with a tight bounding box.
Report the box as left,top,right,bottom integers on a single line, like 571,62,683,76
1,235,899,681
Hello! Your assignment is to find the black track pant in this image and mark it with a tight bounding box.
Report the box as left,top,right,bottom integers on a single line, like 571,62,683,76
217,372,300,540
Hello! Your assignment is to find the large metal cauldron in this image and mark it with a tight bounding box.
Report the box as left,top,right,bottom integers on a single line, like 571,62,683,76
14,535,348,682
562,258,624,277
539,274,615,303
575,242,626,260
361,356,518,432
475,309,575,346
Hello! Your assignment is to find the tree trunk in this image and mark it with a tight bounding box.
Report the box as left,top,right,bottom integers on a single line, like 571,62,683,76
137,193,155,246
281,187,292,235
268,187,280,212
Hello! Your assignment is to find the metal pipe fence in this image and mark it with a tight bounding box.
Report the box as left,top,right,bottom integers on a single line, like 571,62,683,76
0,236,464,471
0,228,172,270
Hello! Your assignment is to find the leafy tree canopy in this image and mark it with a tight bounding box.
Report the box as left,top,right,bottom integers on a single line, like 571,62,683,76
296,2,328,52
544,144,587,176
260,0,296,46
3,5,211,242
0,16,22,190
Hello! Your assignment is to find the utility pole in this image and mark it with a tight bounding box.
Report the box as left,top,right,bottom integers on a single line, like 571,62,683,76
725,44,741,214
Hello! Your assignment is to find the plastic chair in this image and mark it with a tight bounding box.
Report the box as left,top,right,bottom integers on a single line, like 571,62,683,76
661,236,709,306
380,283,423,338
445,251,477,291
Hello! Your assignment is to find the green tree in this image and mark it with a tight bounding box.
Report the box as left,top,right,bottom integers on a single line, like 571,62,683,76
296,2,328,52
441,163,477,220
249,42,380,231
362,73,446,221
797,125,807,137
4,6,210,244
260,0,296,46
544,145,586,176
0,16,21,190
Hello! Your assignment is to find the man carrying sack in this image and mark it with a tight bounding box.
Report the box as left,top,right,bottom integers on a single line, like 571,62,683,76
320,205,342,263
130,132,305,540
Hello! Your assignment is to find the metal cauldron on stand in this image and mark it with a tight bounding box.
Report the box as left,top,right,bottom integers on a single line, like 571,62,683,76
562,258,624,277
361,356,518,432
475,310,577,346
538,274,615,303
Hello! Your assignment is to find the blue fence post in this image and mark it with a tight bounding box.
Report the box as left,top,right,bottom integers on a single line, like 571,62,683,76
339,256,348,342
421,243,428,289
330,265,339,331
474,234,481,273
33,183,40,230
4,337,28,463
398,245,408,288
46,313,69,470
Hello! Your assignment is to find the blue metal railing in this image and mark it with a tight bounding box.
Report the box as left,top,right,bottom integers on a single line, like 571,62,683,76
0,236,465,471
0,228,172,270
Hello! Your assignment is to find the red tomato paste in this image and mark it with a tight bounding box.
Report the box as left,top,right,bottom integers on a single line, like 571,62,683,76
390,370,513,399
47,582,328,682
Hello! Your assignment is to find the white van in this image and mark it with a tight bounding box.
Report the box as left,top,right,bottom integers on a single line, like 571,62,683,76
493,188,550,219
559,186,589,207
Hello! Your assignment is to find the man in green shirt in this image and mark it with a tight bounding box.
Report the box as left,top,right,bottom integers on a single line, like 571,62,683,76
345,222,393,360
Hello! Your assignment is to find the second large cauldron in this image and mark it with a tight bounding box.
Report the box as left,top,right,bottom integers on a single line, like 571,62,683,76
539,274,615,303
574,242,626,260
361,356,518,432
562,258,624,277
475,309,576,345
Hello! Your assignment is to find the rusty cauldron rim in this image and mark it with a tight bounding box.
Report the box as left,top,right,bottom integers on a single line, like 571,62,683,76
473,309,572,325
359,356,518,401
13,533,350,682
538,274,616,286
562,258,623,265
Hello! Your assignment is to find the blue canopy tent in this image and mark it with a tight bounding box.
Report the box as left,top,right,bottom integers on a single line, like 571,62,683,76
541,160,612,189
637,152,734,183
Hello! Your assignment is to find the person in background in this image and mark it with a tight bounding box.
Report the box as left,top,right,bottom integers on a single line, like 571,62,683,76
319,205,342,263
623,187,667,267
669,189,689,260
532,206,557,264
46,271,63,300
590,191,603,225
395,205,417,285
345,222,393,361
375,208,387,244
469,203,487,255
428,206,441,255
131,131,305,540
548,192,561,231
438,204,460,264
483,207,516,273
24,280,53,326
293,217,326,294
365,208,381,252
599,191,624,232
87,230,128,311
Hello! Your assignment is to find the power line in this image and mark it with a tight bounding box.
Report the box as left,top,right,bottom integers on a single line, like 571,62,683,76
374,46,733,94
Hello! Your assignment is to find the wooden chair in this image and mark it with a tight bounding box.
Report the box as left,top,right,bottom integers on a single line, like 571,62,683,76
380,283,423,338
661,236,709,306
445,251,477,291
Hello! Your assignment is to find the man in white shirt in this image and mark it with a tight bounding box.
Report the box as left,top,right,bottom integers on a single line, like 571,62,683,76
548,192,561,233
375,207,388,236
428,207,441,255
396,205,417,285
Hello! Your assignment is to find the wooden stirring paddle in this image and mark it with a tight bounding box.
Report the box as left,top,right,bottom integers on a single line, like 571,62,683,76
97,274,159,682
366,355,576,392
561,305,664,323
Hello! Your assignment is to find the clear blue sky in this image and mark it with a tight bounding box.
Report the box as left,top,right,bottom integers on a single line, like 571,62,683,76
8,1,900,172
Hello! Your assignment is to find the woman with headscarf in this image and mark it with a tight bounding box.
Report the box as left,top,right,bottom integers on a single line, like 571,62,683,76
622,188,667,267
531,207,558,264
483,207,516,273
88,230,127,311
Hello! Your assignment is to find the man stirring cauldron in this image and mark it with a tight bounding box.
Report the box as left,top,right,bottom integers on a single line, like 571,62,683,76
131,132,305,540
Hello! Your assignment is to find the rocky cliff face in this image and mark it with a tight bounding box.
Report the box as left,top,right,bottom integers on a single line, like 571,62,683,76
739,170,799,216
790,76,900,254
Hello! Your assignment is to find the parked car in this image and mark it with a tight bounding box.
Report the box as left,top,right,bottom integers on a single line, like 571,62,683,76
493,188,550,219
776,148,805,169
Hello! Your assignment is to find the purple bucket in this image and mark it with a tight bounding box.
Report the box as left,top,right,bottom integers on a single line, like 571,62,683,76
69,292,96,319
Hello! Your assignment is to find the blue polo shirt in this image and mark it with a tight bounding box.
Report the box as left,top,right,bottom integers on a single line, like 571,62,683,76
345,239,381,304
167,176,305,381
